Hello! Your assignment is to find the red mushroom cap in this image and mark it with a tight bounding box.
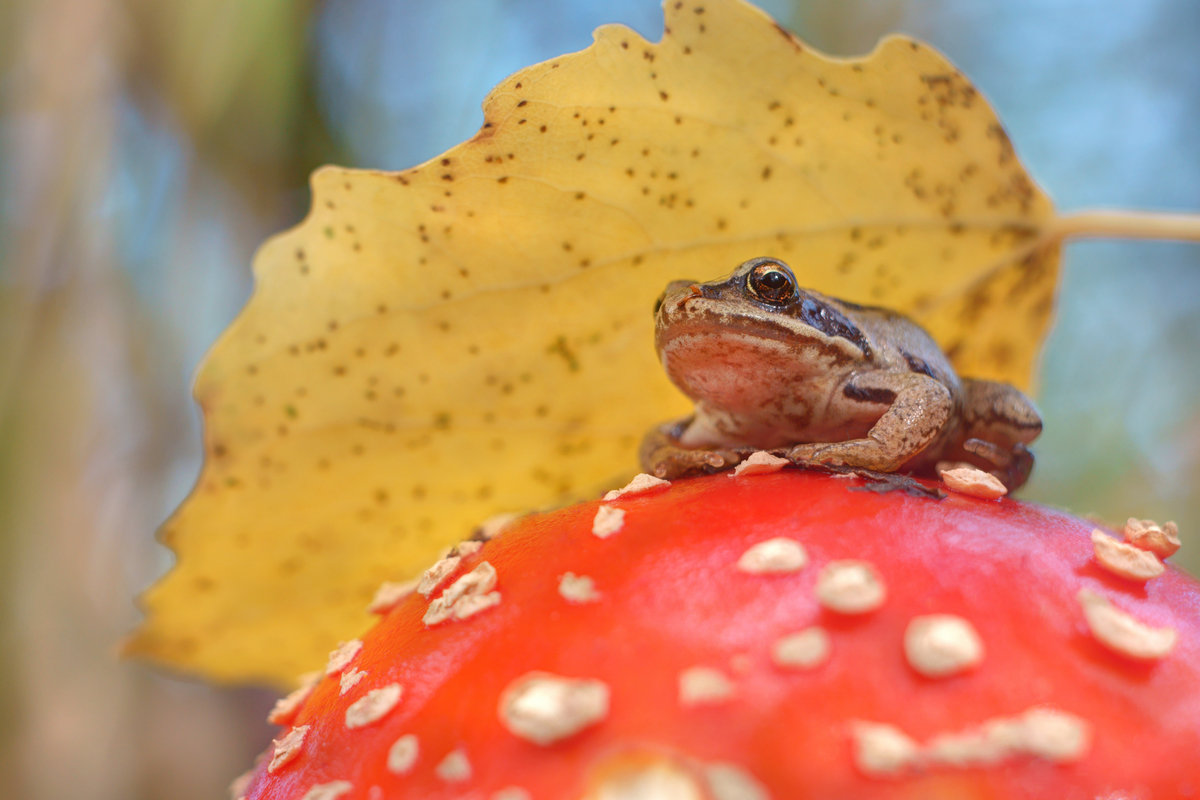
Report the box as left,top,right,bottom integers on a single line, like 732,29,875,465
238,468,1200,799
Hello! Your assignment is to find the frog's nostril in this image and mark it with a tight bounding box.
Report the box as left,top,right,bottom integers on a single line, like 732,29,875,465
664,279,697,295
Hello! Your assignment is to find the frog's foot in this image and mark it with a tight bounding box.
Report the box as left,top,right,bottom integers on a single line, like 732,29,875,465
962,438,1034,491
647,445,746,480
786,443,832,468
639,420,749,480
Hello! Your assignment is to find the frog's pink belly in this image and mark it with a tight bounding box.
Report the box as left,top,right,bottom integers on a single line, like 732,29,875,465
661,333,884,449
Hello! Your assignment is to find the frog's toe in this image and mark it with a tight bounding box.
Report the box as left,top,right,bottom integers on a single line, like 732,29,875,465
786,443,827,464
704,451,731,468
961,438,1034,490
963,438,1010,468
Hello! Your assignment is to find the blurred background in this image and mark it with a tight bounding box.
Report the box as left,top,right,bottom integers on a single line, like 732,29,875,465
1,0,1196,797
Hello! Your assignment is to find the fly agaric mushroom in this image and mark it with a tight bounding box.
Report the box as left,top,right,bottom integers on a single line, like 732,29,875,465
236,468,1200,799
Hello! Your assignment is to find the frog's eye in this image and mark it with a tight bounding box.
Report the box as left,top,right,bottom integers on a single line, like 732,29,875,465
746,262,797,305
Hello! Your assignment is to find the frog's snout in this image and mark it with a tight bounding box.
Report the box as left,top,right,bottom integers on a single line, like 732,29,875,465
655,280,703,317
653,290,667,317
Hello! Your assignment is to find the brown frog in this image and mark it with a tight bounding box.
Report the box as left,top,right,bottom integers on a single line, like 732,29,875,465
641,257,1042,489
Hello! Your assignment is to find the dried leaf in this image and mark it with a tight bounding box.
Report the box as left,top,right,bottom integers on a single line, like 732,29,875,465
127,0,1057,685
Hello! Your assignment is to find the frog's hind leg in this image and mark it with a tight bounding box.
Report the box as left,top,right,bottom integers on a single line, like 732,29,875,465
956,378,1042,490
961,378,1043,447
639,417,752,480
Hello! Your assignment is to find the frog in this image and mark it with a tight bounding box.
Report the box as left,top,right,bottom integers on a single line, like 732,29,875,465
640,256,1043,490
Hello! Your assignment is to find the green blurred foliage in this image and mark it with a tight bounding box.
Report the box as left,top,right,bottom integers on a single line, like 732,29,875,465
122,0,348,212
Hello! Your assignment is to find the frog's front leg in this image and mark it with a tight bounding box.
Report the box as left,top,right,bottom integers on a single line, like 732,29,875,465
639,417,756,480
788,372,953,472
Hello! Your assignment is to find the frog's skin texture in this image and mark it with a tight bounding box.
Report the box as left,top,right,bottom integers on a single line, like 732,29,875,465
641,257,1042,489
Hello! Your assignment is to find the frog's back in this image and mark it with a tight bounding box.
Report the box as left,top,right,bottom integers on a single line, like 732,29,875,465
822,294,961,391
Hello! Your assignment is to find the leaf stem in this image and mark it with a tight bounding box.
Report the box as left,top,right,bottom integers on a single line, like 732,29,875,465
1048,209,1200,245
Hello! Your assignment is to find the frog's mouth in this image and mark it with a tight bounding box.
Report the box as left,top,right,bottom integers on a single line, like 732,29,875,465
656,294,853,362
656,310,799,352
656,283,793,341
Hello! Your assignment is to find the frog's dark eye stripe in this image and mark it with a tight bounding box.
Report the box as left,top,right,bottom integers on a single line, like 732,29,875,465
797,297,873,358
746,261,797,304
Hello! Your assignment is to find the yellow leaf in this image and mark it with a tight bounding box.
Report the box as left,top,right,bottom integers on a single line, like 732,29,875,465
127,0,1057,686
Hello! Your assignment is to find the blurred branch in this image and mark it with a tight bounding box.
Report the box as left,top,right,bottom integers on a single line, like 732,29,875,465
1049,209,1200,244
123,0,334,221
